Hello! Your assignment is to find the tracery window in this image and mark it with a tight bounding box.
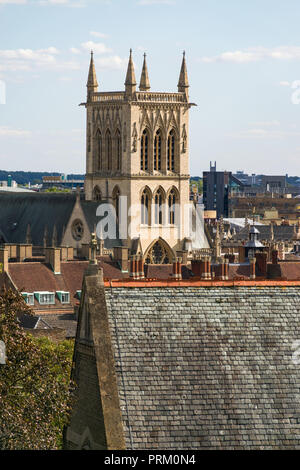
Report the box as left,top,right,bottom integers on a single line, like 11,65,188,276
140,129,149,171
145,240,172,265
116,129,121,171
167,129,175,171
106,130,112,171
96,130,102,170
168,189,177,224
154,129,161,171
154,189,164,225
141,189,150,225
72,219,84,241
93,186,102,201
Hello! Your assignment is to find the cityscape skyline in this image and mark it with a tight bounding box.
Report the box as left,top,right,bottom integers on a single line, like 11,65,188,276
1,0,300,175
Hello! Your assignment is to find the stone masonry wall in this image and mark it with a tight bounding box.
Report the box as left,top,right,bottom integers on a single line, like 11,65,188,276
105,286,300,450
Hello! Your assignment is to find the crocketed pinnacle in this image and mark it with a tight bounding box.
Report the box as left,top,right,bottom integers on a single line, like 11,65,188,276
139,53,150,91
125,49,137,94
87,51,98,90
177,51,189,93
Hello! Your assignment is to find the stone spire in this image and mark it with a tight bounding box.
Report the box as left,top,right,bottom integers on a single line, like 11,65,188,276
177,51,189,99
125,49,137,97
87,51,98,100
139,53,150,91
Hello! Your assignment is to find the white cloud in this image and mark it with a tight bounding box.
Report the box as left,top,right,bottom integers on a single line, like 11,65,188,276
70,47,81,55
0,47,80,73
90,31,108,39
138,0,174,4
81,41,112,54
95,55,128,70
201,46,300,64
0,126,31,137
279,81,291,87
228,127,300,140
0,0,27,4
38,0,86,7
250,120,280,127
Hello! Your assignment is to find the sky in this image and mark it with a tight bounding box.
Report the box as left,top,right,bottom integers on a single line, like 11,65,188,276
1,0,300,177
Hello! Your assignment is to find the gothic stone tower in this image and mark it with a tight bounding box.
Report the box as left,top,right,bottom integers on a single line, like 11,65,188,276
84,50,194,263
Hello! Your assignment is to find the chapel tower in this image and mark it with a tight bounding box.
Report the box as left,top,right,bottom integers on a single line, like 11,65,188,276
84,50,195,262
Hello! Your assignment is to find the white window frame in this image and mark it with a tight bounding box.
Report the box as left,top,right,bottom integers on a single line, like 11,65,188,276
34,292,55,305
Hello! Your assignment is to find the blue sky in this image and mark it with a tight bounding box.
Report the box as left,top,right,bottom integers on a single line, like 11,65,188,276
1,0,300,176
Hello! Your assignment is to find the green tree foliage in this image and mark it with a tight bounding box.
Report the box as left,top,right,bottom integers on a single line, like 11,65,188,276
190,178,203,194
0,289,74,450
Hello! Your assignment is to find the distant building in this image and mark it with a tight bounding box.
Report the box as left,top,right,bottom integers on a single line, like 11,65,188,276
42,174,84,190
203,162,244,218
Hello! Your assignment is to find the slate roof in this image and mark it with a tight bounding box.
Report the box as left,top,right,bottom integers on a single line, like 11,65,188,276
104,285,300,449
0,192,76,246
233,224,295,242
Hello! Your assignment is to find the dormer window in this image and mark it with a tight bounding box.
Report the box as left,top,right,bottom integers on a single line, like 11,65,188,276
34,292,55,305
22,293,34,306
56,291,70,304
76,290,82,300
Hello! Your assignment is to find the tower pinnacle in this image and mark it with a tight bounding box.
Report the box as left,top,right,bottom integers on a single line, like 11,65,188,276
125,49,137,97
87,50,98,100
177,50,189,99
139,53,151,91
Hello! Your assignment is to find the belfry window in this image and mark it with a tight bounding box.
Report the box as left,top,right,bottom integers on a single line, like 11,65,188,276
106,130,112,171
154,190,163,225
116,129,121,171
154,130,161,171
167,129,175,171
141,189,150,225
168,189,176,224
96,130,102,170
140,129,148,171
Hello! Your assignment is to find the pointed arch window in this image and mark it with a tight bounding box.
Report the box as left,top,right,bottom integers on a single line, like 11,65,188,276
93,186,102,202
167,129,175,171
105,130,112,171
154,189,164,225
154,129,161,171
141,189,150,225
115,129,121,171
96,130,102,170
145,240,172,265
140,129,148,171
168,189,177,224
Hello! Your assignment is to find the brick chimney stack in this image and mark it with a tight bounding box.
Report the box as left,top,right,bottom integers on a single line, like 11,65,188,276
0,248,8,274
255,252,268,277
202,256,211,280
45,247,61,274
272,250,279,265
172,257,182,280
250,257,256,280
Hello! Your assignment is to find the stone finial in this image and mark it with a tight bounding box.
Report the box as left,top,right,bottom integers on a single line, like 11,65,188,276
139,53,151,91
87,50,98,99
125,49,137,96
177,51,189,98
90,232,98,265
270,223,274,242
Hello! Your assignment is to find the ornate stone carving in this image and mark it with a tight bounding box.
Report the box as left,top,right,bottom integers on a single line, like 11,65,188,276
182,124,187,153
132,122,137,153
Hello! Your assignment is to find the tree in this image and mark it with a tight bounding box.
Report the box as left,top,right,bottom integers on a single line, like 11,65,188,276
0,288,74,450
